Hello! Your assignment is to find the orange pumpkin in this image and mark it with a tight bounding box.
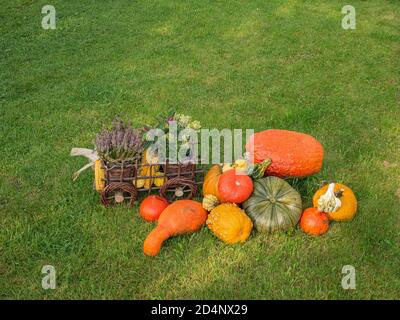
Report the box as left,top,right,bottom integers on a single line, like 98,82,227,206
245,129,324,177
203,164,222,200
139,195,169,222
218,169,253,204
313,183,357,221
300,208,329,236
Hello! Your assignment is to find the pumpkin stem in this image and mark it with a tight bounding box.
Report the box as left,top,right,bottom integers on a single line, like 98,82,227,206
335,189,344,198
250,158,272,179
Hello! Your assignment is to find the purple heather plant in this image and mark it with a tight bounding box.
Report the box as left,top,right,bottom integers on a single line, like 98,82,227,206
95,117,144,163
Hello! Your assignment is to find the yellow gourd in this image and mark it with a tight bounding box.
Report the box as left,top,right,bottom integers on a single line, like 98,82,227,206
206,203,253,244
202,194,220,211
94,160,105,191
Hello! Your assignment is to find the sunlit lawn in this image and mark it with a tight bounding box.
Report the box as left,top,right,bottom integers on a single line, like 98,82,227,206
1,0,399,299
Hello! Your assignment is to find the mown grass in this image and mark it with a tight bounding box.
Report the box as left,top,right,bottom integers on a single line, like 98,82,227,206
1,0,399,299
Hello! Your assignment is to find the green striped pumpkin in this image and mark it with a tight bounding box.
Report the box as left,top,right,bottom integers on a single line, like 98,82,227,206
242,177,302,234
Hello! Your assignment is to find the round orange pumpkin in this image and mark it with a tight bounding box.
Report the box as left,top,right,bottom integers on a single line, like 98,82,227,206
139,195,169,222
245,129,324,177
218,169,253,204
300,208,329,236
313,183,357,221
203,164,222,200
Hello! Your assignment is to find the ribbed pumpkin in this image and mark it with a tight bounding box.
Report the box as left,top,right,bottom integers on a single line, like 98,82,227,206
313,183,357,221
206,203,253,244
242,176,302,233
245,129,324,177
203,164,222,199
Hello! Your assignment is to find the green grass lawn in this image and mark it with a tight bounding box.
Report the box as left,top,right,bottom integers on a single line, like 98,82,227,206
1,0,400,299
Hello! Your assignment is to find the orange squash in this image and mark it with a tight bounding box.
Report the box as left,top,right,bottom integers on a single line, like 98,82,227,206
143,200,208,256
313,183,357,221
300,208,329,236
202,164,222,199
245,129,324,177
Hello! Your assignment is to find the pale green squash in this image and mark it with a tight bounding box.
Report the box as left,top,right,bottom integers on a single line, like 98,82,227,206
243,176,302,234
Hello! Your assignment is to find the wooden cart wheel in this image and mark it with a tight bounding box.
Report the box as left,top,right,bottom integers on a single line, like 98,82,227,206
159,177,197,201
101,182,138,208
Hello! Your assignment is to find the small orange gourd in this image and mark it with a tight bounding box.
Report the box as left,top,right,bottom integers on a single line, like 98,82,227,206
203,164,222,200
218,169,253,204
300,208,329,236
143,200,208,256
313,183,357,221
206,203,253,244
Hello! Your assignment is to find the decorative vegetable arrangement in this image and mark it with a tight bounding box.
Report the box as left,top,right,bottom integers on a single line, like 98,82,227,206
72,116,359,256
72,114,204,207
143,200,207,256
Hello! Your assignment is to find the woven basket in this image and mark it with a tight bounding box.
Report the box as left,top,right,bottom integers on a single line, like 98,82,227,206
105,161,136,181
162,161,195,177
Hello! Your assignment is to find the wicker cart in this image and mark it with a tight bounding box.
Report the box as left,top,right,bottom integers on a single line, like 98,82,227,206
99,159,203,207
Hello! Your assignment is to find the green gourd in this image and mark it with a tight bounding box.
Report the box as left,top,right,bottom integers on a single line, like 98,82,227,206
242,176,302,234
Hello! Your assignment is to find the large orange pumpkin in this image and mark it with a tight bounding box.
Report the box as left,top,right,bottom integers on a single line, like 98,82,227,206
245,129,324,177
203,164,222,199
